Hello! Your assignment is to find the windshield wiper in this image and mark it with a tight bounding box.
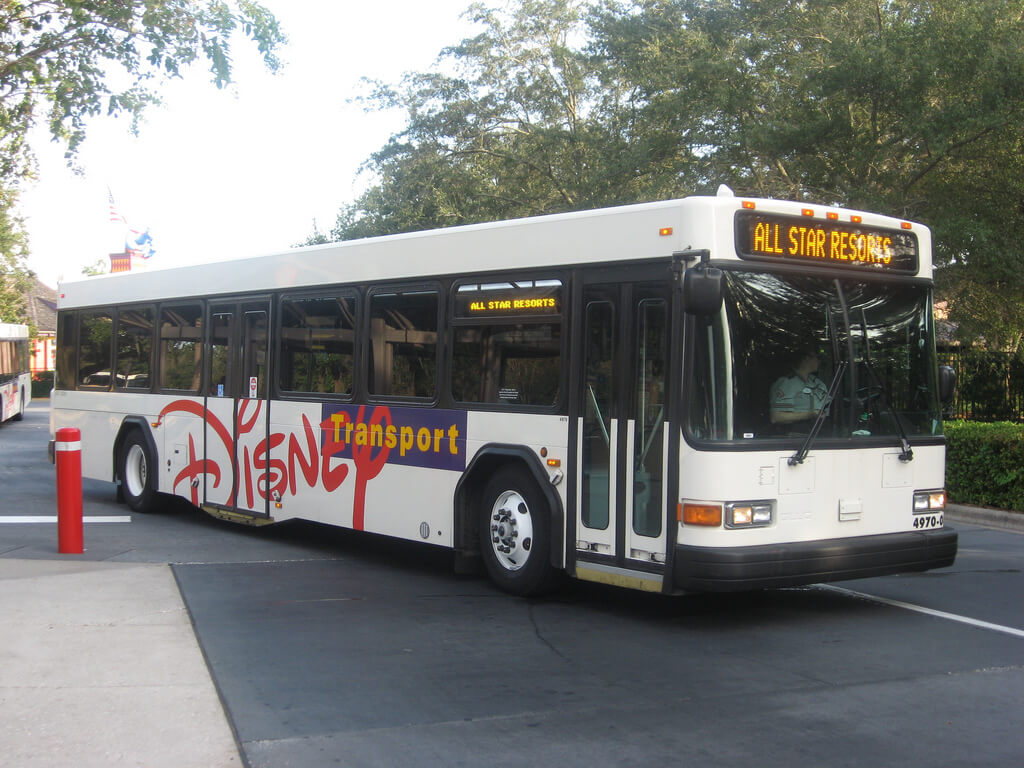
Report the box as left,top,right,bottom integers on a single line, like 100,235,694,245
859,361,914,461
788,361,847,466
859,309,913,462
789,279,852,466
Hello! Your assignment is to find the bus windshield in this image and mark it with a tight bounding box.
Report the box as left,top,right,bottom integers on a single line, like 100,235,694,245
688,270,942,443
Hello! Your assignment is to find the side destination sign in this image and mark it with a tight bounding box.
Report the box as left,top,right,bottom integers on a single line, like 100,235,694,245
735,211,919,272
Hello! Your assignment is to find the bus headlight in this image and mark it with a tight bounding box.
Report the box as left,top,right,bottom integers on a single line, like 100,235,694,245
725,501,774,529
913,490,946,513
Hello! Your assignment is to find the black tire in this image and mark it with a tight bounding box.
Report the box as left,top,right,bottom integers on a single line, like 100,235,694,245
479,466,555,596
119,430,158,513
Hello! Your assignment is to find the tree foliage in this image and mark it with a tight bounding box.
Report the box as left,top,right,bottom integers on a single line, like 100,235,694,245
324,0,1024,352
0,0,285,318
0,184,29,321
325,0,613,240
1,0,285,177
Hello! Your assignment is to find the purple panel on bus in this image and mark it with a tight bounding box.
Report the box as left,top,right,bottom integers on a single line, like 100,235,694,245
320,404,467,472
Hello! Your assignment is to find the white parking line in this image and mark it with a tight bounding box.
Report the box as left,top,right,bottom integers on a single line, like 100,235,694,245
0,516,132,523
820,584,1024,640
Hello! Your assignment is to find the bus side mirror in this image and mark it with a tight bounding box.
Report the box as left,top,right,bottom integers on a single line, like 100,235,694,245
938,365,956,406
683,267,723,315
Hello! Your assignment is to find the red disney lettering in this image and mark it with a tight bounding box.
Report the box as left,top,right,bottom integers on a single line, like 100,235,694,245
287,414,319,495
160,399,233,502
351,405,391,530
254,432,286,501
173,432,220,505
320,410,350,494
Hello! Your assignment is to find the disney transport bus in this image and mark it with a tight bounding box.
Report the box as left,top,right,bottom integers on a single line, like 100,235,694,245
1,322,30,424
50,191,957,594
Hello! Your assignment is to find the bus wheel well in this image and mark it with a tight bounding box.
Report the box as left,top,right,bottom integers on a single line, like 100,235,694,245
454,447,563,570
112,418,157,486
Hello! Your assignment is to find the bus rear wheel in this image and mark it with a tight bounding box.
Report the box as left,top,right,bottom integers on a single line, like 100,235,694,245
479,467,554,596
119,431,158,513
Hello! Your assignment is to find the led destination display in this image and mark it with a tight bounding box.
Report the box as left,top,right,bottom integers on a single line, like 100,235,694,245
454,280,562,317
735,211,919,272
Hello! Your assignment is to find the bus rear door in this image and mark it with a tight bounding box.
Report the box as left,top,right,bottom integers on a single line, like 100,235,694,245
205,298,271,518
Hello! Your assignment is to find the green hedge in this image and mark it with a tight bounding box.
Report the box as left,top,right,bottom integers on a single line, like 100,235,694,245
945,421,1024,512
30,371,53,399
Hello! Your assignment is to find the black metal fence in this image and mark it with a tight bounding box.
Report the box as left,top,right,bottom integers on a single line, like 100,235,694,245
939,347,1024,422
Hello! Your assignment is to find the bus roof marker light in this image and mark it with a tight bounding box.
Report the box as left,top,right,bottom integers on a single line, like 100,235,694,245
742,201,756,209
827,212,839,221
850,215,863,224
901,222,913,230
801,208,815,217
659,227,673,236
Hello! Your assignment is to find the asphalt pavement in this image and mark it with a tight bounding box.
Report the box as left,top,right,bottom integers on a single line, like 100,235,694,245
1,401,1021,767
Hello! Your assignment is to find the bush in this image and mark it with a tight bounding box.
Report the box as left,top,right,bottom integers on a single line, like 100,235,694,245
31,371,53,399
945,421,1024,512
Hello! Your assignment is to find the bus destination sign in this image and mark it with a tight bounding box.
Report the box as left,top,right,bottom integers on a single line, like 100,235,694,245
454,280,562,318
735,211,919,272
467,296,557,314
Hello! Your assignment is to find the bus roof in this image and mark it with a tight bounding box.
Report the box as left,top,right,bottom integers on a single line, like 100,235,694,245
58,194,932,309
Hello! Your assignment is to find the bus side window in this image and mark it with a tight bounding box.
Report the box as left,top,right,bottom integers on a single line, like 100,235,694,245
77,309,114,388
159,305,203,392
116,307,155,390
56,312,76,390
279,294,356,396
368,288,438,399
450,278,563,407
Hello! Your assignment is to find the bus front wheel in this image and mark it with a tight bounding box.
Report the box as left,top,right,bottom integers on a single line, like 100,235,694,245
479,467,554,596
119,431,158,513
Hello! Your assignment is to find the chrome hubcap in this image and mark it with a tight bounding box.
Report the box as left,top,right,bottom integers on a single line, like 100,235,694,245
489,489,534,572
125,444,147,497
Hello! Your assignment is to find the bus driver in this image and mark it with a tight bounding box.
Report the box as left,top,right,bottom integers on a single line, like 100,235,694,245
769,349,830,427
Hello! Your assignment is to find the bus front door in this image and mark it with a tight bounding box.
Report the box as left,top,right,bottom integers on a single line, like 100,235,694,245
204,298,271,518
575,276,671,591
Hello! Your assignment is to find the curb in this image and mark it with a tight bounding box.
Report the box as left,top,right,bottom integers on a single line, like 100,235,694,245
946,503,1024,534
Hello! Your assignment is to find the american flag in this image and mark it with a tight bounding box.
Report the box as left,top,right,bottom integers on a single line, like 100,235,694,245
108,189,126,225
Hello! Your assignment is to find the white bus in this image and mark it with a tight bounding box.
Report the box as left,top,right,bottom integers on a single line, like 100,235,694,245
0,322,30,423
50,191,957,594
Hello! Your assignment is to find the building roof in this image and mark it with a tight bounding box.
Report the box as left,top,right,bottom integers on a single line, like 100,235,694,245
27,277,57,334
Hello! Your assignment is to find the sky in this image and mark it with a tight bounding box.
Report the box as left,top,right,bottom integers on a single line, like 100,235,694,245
20,1,481,287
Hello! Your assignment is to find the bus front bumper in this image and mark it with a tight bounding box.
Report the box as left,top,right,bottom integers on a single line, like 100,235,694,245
673,527,958,592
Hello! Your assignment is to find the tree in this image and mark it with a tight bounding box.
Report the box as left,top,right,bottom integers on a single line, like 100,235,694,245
0,184,29,321
0,0,285,316
593,0,1024,349
329,0,1024,353
329,0,641,240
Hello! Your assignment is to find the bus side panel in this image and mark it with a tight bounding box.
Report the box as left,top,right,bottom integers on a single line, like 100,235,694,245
0,378,16,422
267,400,467,542
266,400,351,528
464,411,570,535
265,404,569,549
157,395,206,503
50,390,162,482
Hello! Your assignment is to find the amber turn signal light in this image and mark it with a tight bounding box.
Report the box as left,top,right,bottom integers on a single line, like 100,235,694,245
680,503,723,527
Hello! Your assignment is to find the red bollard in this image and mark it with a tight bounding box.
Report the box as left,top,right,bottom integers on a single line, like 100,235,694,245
55,427,83,554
